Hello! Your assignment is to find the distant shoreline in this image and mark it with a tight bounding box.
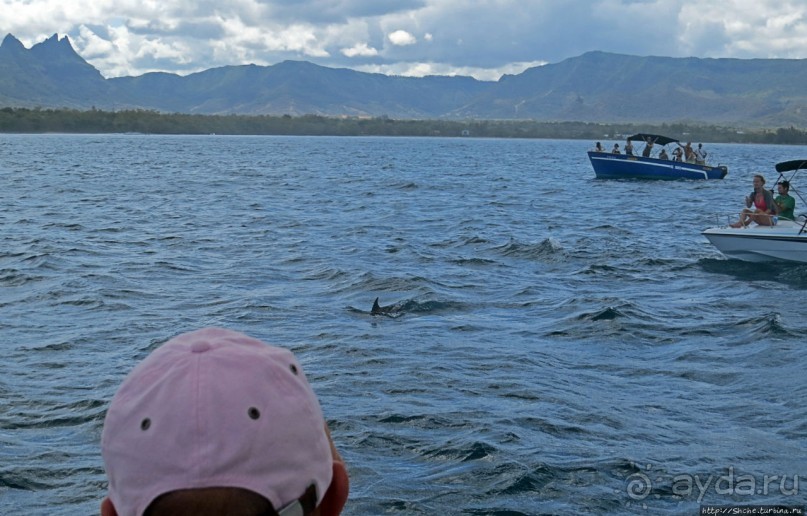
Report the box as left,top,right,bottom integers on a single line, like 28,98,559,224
1,107,806,145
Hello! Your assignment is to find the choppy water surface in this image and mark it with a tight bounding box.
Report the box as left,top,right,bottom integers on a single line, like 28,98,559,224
1,134,806,515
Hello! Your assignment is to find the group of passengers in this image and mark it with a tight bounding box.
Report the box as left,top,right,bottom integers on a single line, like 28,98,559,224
592,139,799,228
730,175,796,228
594,139,708,165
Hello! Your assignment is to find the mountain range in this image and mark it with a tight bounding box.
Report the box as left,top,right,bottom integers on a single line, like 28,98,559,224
2,33,806,127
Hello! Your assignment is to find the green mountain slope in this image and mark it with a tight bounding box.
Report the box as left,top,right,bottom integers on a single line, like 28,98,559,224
1,34,806,127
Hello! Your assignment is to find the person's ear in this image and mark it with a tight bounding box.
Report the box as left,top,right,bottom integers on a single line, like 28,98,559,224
100,497,118,516
318,461,349,516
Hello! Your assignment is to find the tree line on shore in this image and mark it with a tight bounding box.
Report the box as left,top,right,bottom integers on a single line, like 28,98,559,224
1,107,806,145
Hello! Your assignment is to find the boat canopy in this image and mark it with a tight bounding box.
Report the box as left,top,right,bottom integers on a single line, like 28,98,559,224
626,133,679,146
775,159,807,173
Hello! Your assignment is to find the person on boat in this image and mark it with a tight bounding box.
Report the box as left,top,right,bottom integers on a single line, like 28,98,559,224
594,142,605,152
659,148,669,160
612,143,621,154
672,147,683,161
677,142,696,163
641,137,654,157
774,180,796,221
730,174,776,228
695,143,707,165
624,139,634,156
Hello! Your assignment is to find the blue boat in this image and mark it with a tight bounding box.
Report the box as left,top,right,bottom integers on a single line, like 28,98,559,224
587,133,728,180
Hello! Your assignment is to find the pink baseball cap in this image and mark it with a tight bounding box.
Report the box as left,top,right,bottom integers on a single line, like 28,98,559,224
101,327,333,516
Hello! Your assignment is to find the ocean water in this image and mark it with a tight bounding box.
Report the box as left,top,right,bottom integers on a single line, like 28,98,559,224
1,134,806,515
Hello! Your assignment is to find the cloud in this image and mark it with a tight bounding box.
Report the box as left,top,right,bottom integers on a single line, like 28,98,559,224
677,0,807,58
356,60,547,81
1,0,806,80
387,29,416,46
341,42,378,57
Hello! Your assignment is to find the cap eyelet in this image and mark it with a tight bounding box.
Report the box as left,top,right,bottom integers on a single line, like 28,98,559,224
141,418,151,431
248,407,260,420
289,364,298,375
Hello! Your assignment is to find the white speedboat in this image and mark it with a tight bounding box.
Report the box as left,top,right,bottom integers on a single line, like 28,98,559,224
702,159,807,263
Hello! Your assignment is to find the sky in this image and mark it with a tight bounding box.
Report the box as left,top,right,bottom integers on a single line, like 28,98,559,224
2,0,807,81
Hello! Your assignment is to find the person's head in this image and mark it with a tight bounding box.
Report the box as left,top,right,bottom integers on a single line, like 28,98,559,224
100,327,349,516
753,174,766,189
778,180,790,193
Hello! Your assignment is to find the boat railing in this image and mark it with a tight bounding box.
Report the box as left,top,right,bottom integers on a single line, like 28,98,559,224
708,213,737,227
592,147,727,168
708,212,807,230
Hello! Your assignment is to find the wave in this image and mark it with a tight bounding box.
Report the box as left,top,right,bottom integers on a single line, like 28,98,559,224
571,305,621,321
0,472,51,491
422,441,497,462
0,270,45,288
332,271,445,296
2,399,106,430
493,237,565,260
448,257,497,266
742,312,797,339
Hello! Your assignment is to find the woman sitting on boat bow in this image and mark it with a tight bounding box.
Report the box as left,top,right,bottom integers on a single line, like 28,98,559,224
730,174,776,228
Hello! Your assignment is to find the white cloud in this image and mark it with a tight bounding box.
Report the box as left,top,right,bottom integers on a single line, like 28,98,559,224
677,0,807,58
74,25,115,60
356,59,547,81
1,0,806,79
341,42,378,57
388,29,416,46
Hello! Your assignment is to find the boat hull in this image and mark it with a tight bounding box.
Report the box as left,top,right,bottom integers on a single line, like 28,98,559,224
588,151,728,180
702,222,807,263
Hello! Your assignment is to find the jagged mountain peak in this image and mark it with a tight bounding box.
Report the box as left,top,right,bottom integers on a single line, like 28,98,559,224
30,33,83,61
0,33,25,52
0,32,106,105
